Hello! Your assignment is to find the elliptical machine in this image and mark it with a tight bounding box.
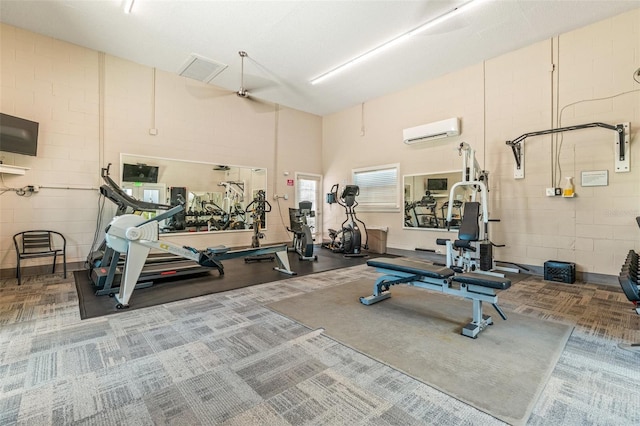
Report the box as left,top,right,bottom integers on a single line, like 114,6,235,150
287,201,318,261
322,184,368,257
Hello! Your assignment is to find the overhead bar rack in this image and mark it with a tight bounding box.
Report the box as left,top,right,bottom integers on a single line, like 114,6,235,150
505,122,630,179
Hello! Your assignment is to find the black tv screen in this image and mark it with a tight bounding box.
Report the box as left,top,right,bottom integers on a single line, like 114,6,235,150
0,113,39,156
122,163,159,183
427,178,448,191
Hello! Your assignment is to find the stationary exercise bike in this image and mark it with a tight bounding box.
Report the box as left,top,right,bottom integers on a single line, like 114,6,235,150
287,201,318,261
323,184,368,257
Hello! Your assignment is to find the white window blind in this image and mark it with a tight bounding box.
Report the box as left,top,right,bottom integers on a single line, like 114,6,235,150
352,164,400,211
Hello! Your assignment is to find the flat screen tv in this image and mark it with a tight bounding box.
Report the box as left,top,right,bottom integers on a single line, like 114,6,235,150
122,163,159,183
427,178,448,191
0,113,39,156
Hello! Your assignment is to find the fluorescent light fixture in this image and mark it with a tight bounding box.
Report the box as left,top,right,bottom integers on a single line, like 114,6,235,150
124,0,135,14
310,0,485,85
410,0,485,36
311,33,412,86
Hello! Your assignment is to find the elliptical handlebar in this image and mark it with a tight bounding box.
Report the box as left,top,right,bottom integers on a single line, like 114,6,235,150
327,183,340,206
245,190,272,214
327,183,361,208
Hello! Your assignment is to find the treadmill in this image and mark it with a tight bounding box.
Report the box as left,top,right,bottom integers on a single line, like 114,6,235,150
90,164,212,295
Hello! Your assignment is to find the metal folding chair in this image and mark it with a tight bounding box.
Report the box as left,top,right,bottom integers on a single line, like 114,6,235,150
13,230,67,285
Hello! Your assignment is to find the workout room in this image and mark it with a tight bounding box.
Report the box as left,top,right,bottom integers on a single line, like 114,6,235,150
0,2,639,425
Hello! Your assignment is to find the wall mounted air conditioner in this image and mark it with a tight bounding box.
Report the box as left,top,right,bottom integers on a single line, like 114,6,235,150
403,117,460,144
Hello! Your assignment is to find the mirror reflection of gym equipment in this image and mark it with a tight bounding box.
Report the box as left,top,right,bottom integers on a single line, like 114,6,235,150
120,154,267,235
403,171,467,230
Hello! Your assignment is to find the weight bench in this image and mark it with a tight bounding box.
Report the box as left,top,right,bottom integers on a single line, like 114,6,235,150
361,257,511,338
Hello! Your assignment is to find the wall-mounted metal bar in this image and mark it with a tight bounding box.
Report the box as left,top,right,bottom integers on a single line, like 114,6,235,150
505,122,628,179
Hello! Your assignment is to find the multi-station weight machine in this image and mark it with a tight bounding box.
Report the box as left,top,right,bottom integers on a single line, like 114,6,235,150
436,142,519,276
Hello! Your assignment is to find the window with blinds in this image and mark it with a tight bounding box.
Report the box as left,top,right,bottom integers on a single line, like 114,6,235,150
352,163,400,211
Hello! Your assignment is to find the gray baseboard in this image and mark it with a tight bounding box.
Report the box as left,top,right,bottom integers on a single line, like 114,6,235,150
0,261,85,280
385,247,618,288
2,248,619,289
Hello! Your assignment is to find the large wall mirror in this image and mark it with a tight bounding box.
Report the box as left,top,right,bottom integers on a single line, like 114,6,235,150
403,170,469,231
120,154,267,234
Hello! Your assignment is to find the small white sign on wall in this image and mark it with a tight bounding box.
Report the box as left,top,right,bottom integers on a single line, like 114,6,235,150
581,170,608,187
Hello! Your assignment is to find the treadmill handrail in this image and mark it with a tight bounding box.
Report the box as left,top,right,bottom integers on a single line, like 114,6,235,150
101,164,172,211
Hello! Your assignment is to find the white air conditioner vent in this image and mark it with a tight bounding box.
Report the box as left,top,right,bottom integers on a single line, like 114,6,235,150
178,54,228,83
403,117,460,145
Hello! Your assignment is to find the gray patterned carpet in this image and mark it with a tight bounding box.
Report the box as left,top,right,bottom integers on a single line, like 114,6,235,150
1,264,639,425
268,279,573,425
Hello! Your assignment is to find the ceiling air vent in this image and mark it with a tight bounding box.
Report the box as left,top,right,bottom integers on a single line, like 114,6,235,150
178,54,227,83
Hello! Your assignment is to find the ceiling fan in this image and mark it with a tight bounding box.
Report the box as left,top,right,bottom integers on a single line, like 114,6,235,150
235,51,274,103
185,50,275,111
232,51,278,113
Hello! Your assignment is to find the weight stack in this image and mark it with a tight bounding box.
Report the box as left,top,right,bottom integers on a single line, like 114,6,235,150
479,242,493,271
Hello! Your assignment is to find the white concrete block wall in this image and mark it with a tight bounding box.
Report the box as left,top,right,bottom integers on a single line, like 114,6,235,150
552,9,640,274
0,23,323,270
0,24,101,270
322,8,640,275
102,60,322,249
484,39,556,270
322,62,485,253
1,8,638,276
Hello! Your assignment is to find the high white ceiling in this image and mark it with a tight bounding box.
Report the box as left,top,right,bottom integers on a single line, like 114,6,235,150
1,1,638,116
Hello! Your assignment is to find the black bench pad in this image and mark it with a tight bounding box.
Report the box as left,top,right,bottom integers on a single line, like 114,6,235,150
367,257,454,279
453,272,511,290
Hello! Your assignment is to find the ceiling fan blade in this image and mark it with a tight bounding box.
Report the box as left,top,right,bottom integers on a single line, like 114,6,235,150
185,79,234,99
245,95,276,113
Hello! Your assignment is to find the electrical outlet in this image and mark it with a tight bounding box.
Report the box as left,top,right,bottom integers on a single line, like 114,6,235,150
546,188,556,196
